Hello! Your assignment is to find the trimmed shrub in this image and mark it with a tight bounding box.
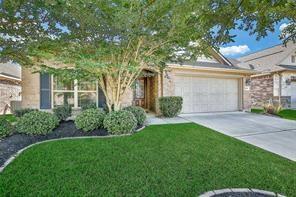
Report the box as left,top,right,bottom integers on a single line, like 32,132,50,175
14,108,38,117
75,109,105,132
159,96,183,117
16,111,59,135
103,110,137,134
81,103,97,111
123,106,146,126
53,105,72,121
0,117,13,139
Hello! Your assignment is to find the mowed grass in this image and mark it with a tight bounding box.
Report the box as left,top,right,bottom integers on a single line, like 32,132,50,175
251,108,264,114
0,123,295,196
277,109,296,121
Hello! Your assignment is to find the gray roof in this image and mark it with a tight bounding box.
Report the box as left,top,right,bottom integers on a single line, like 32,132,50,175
0,62,21,79
237,42,296,72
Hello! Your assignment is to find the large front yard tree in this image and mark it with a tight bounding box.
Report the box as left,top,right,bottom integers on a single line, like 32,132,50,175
1,0,295,111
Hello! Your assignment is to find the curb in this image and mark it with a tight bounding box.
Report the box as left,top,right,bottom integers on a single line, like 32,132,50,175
199,188,285,197
0,125,146,173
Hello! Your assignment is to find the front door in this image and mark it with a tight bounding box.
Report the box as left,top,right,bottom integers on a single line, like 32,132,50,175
134,78,146,108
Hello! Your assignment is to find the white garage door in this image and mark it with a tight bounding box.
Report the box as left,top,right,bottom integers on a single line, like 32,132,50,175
175,76,239,113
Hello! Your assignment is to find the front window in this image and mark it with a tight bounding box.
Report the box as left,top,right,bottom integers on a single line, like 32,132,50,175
77,81,97,107
52,76,98,108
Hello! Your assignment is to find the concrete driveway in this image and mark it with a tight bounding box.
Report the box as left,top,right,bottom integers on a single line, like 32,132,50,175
180,112,296,161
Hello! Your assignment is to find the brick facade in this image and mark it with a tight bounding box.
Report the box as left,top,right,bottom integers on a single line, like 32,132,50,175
250,75,274,107
21,67,251,113
21,68,40,109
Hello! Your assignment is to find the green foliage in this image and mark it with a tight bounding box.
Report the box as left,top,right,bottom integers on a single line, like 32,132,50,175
0,117,13,139
123,106,146,126
103,110,137,134
16,111,59,135
75,109,105,132
81,103,97,111
0,114,17,123
159,96,183,117
14,108,38,117
2,0,295,111
53,105,72,121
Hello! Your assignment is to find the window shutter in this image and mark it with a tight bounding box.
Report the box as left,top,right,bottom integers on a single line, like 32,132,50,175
40,73,51,109
98,87,106,108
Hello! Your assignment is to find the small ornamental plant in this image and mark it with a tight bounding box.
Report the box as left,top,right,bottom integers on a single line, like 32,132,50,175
75,108,105,132
103,110,137,134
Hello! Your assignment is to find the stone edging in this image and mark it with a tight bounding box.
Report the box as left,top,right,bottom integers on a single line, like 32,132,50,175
0,125,146,173
199,188,285,197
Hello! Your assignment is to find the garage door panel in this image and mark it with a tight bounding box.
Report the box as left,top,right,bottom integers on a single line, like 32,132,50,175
175,75,239,113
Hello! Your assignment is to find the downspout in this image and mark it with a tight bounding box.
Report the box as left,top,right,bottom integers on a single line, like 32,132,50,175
278,72,282,105
160,70,164,97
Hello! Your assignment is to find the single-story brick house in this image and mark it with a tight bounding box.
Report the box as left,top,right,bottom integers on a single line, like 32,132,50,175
21,49,254,114
0,62,21,114
235,42,296,108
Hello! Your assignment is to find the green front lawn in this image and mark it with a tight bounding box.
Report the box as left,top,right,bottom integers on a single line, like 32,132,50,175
0,123,295,196
0,114,17,123
251,108,264,114
251,108,296,121
277,109,296,120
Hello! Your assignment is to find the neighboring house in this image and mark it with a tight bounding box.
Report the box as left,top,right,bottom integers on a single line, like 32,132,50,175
236,42,296,108
0,62,21,114
21,49,254,114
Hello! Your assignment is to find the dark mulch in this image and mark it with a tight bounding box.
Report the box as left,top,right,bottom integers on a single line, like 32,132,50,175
0,121,108,167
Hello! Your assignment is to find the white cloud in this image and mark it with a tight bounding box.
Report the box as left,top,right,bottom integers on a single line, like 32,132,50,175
279,23,289,32
220,45,250,56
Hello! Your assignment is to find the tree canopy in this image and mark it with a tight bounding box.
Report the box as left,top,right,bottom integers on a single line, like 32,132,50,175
0,0,295,110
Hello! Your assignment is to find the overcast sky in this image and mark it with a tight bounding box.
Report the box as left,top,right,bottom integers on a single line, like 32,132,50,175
219,21,289,59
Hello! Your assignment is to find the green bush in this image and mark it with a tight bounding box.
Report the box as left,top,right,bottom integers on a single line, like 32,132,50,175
103,110,137,134
123,106,146,126
81,103,97,111
16,111,59,135
158,96,183,117
0,117,13,139
75,109,105,132
53,105,72,121
14,108,38,117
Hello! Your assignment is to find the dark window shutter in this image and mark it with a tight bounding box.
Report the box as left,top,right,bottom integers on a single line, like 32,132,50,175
40,73,51,109
98,87,106,108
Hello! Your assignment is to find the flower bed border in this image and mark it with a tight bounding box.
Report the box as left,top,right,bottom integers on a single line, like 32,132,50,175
0,125,145,173
199,188,285,197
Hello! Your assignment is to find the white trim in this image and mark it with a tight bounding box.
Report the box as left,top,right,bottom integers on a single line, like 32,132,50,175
74,79,78,108
51,76,98,108
168,64,256,75
212,48,233,66
0,73,21,81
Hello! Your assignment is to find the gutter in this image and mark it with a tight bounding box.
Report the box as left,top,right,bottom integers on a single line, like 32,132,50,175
0,73,21,81
167,64,257,75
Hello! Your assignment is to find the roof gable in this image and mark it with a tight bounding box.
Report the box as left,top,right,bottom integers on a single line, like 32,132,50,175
237,42,296,72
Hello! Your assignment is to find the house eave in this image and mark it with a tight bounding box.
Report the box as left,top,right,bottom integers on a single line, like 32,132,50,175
167,64,257,75
0,73,21,82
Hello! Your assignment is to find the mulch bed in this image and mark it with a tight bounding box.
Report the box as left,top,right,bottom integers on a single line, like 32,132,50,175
0,121,109,167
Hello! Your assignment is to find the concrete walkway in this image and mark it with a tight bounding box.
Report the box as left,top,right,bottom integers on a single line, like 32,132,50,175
180,112,296,161
146,113,190,125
